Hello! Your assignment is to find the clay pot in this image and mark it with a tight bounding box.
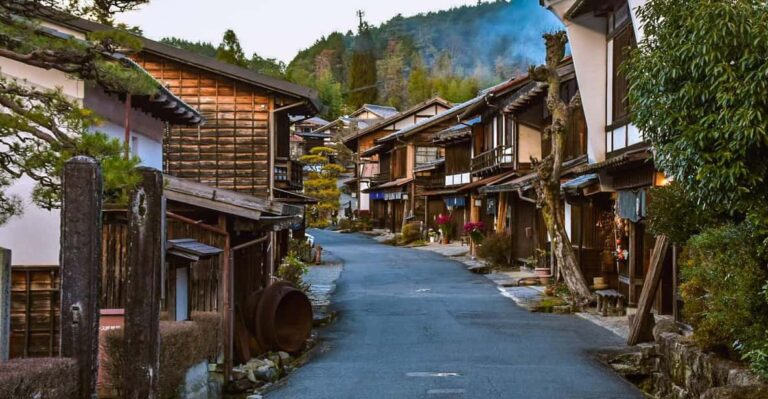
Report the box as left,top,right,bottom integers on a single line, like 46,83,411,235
534,267,551,277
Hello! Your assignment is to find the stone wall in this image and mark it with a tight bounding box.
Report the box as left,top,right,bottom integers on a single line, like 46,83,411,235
603,325,767,398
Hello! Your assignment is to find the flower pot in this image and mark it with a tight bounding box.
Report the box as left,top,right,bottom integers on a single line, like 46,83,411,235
539,275,552,286
534,267,551,277
441,237,450,244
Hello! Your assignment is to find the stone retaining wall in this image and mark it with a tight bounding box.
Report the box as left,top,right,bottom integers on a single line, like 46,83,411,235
603,327,767,398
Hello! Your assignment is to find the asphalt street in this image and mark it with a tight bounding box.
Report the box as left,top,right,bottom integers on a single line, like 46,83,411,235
267,230,641,399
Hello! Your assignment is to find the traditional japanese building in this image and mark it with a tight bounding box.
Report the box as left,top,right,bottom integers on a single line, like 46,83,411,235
348,98,452,229
542,0,676,316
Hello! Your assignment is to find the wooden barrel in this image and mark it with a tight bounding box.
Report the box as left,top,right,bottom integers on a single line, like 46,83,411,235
244,281,313,354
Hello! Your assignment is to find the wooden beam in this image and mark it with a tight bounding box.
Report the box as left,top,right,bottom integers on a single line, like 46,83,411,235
122,168,163,399
60,157,103,399
0,247,10,362
627,234,670,345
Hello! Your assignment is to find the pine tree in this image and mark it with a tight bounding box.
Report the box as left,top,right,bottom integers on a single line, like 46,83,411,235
348,20,378,109
300,147,344,228
0,1,151,224
216,29,247,67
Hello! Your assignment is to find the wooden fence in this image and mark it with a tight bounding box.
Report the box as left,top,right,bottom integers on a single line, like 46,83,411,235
9,265,60,358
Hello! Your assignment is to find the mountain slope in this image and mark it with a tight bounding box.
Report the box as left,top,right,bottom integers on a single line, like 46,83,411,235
286,0,562,115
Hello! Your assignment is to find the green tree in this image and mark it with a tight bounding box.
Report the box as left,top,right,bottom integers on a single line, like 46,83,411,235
161,37,217,57
626,0,768,213
215,29,247,67
348,22,378,109
315,71,344,120
248,54,286,78
377,40,408,109
300,147,344,228
0,1,152,224
407,54,434,105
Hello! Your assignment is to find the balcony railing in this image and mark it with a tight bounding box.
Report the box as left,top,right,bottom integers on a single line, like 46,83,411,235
416,174,445,189
370,172,390,186
471,145,514,175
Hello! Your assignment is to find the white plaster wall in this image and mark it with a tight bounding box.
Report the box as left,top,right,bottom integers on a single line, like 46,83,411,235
359,181,370,211
518,125,542,162
0,176,60,265
97,121,163,170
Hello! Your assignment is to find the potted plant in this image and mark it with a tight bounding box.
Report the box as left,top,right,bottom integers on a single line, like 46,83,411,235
427,229,438,243
533,248,552,285
435,214,452,244
463,221,486,246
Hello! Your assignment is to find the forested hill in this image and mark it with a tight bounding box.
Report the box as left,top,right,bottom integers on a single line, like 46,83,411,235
159,1,562,119
286,0,563,117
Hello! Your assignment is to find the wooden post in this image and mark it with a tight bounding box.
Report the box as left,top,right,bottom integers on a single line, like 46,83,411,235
627,234,670,345
218,214,233,383
60,156,103,399
0,247,10,362
122,168,163,399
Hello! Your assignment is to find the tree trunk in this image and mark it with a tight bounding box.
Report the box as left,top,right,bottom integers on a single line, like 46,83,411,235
530,32,593,306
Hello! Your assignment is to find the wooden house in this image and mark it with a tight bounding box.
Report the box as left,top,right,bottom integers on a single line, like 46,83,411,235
542,0,677,317
0,18,204,358
348,98,452,230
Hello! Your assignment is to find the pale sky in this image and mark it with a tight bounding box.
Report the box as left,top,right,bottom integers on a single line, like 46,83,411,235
118,0,488,63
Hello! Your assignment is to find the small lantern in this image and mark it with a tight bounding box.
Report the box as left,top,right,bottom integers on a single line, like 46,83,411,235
474,199,482,207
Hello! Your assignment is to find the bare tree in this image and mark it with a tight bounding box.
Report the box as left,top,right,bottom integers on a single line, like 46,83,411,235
529,32,592,306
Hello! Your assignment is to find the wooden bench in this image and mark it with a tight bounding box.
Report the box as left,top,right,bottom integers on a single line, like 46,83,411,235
595,289,627,317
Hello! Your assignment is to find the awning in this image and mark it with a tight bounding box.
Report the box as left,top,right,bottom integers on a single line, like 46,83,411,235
167,239,223,261
374,177,413,190
481,173,537,194
444,196,467,208
361,144,388,158
562,173,599,194
414,159,445,173
458,172,515,193
273,188,318,205
370,191,385,200
421,188,460,197
164,175,302,220
385,192,404,201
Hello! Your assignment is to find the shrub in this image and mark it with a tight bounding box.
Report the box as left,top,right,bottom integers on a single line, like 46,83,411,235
476,233,512,268
400,222,421,245
337,218,354,231
681,223,768,359
289,238,313,263
647,182,720,244
0,358,77,399
277,251,310,291
102,312,222,399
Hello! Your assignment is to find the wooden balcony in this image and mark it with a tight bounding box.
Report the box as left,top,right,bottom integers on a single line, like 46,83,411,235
471,146,514,176
370,172,391,186
416,174,445,189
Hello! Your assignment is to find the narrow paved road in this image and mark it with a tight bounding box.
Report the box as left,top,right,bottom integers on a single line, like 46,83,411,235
268,230,641,399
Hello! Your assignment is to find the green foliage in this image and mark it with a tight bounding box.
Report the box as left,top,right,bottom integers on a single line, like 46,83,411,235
160,37,218,57
407,54,434,104
476,233,513,268
646,182,721,244
626,0,768,213
400,222,422,245
289,237,314,264
277,251,310,291
215,29,247,67
302,146,342,228
0,2,153,225
348,24,378,109
315,72,344,120
680,223,768,359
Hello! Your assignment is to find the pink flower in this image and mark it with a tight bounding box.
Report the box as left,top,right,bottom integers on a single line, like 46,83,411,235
436,214,452,226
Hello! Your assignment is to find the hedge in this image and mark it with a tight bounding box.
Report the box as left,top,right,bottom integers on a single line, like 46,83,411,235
0,358,78,399
102,311,221,399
